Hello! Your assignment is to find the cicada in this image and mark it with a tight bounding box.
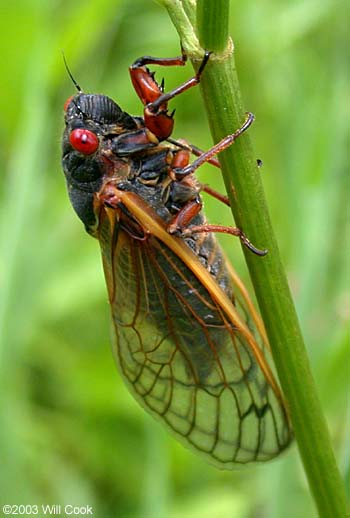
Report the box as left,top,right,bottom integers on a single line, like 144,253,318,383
61,52,292,468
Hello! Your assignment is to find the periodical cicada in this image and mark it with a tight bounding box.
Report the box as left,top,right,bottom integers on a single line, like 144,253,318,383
61,52,292,469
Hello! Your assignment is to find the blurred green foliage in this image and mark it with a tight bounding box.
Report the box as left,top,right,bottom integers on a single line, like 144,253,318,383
0,1,348,517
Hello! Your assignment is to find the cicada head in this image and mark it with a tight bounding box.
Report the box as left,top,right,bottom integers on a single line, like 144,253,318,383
62,93,138,233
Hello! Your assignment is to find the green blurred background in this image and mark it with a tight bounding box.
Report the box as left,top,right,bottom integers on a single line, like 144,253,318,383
0,1,348,517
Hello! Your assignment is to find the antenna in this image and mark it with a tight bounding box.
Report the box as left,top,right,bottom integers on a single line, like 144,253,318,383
62,51,83,93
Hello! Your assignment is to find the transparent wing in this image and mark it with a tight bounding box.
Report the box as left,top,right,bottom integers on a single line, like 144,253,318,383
99,213,292,468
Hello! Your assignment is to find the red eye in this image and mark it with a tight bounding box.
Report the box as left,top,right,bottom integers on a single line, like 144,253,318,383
64,95,74,112
69,128,99,155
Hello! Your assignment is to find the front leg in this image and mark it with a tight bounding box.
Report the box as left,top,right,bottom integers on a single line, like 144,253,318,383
129,52,210,140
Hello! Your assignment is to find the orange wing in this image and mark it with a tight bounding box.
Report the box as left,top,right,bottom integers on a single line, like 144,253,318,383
97,191,292,468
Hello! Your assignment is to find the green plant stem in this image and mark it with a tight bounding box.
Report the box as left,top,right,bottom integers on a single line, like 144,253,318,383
197,0,229,53
159,1,347,516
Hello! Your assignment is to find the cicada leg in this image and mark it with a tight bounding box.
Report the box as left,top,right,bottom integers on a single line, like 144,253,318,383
167,138,221,169
167,139,262,171
169,141,230,212
173,112,255,179
168,127,267,256
167,198,267,256
129,51,210,140
201,185,230,206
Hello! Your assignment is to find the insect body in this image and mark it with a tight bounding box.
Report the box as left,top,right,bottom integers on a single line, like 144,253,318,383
62,53,292,468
